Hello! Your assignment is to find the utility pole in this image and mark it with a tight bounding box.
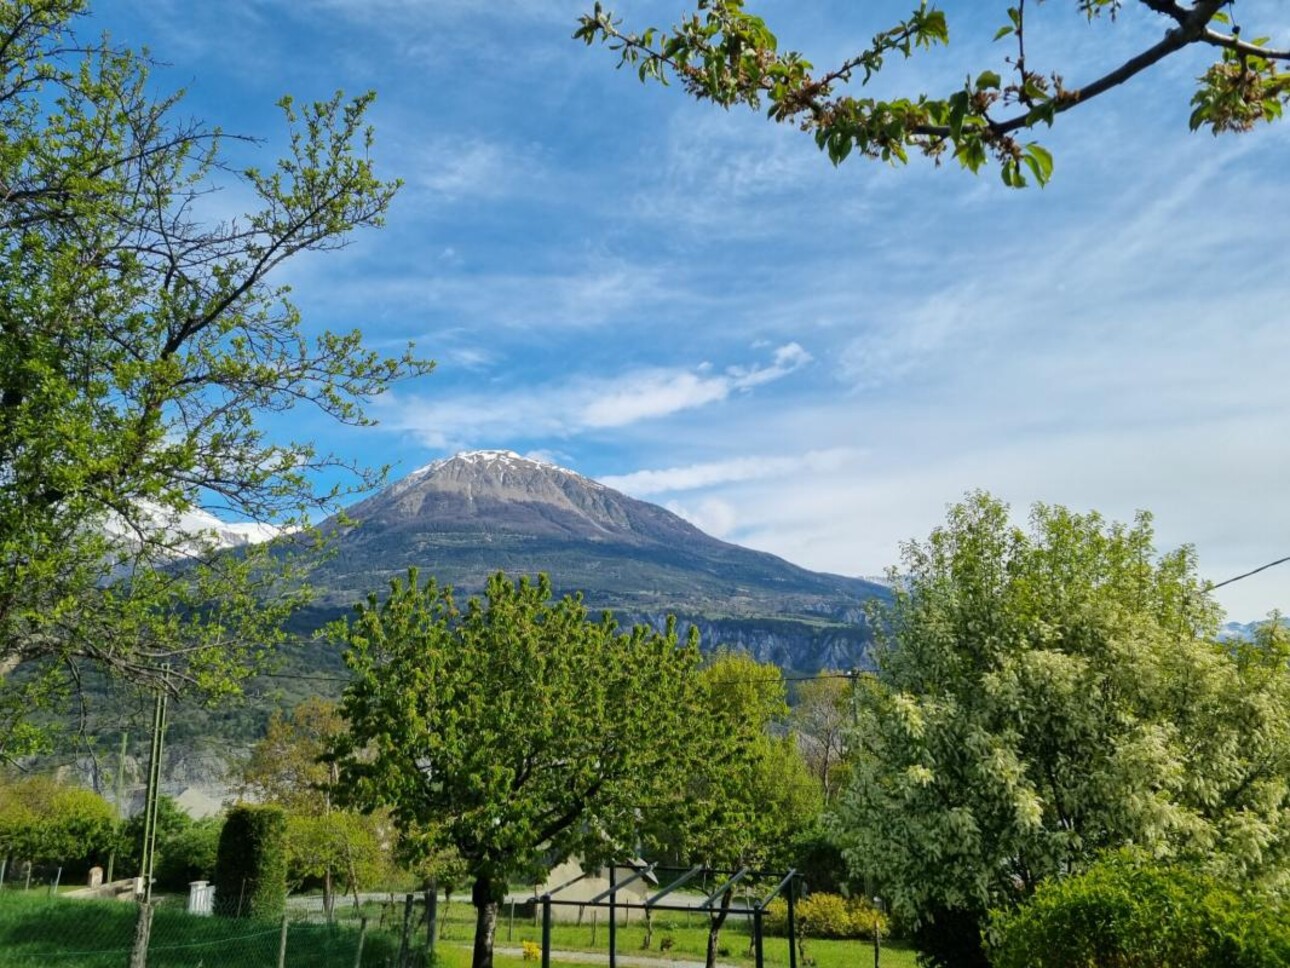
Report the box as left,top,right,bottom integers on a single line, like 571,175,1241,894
106,731,128,883
139,671,170,902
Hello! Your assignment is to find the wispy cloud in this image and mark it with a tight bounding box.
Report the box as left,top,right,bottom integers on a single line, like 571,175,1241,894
599,446,860,496
382,343,813,449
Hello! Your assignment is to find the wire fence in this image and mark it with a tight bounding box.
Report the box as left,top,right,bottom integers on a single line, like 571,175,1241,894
0,890,410,968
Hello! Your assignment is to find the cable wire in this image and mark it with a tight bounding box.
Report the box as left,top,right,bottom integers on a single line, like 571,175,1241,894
1209,554,1290,591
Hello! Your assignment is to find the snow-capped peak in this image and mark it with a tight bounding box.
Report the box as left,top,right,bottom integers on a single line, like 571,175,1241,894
404,450,598,485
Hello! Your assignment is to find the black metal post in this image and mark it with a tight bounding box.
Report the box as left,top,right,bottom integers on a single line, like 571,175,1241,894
753,906,764,968
873,897,882,968
541,895,552,968
608,865,617,968
426,885,438,962
787,877,797,968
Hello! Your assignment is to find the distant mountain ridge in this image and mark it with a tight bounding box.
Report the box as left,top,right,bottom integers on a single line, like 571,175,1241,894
297,450,887,670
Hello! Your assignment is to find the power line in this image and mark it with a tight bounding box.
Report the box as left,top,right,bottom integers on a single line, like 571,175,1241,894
1210,554,1290,591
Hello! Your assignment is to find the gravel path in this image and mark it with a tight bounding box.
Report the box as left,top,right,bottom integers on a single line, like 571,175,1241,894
468,944,738,968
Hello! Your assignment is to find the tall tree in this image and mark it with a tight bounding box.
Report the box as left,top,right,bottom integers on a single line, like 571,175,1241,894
833,493,1290,968
240,698,345,814
576,1,1289,187
333,571,704,968
238,697,386,916
649,653,822,968
791,674,852,803
0,0,431,759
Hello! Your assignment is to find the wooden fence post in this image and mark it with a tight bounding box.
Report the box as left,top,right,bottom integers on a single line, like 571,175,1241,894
353,916,368,968
128,901,154,968
277,914,289,968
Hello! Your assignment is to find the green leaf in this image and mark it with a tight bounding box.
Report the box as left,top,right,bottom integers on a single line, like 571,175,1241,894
948,90,969,141
994,25,1015,41
1023,143,1053,185
976,70,1002,91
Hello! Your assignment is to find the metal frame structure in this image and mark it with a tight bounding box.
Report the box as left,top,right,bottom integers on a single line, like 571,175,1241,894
531,863,799,968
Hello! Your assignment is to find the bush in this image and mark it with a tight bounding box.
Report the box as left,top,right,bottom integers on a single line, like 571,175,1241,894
764,892,889,940
213,804,287,919
989,851,1290,968
155,815,223,892
0,776,117,870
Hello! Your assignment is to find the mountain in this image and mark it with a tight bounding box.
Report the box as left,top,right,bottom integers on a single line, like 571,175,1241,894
295,450,888,671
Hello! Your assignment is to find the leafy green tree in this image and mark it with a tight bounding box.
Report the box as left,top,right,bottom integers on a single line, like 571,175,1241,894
154,815,223,892
332,570,705,968
0,0,431,759
833,493,1290,967
0,775,117,867
285,810,391,904
649,653,822,968
576,1,1289,187
120,793,191,874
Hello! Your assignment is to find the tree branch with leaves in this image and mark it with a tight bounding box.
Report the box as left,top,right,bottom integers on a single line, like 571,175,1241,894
576,0,1289,187
0,0,433,758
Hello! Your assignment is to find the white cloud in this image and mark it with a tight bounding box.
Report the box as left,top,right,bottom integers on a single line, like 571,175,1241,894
599,447,860,496
665,497,738,538
582,343,811,428
380,342,813,449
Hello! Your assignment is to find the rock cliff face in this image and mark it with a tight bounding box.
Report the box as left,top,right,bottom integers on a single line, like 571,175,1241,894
301,450,887,670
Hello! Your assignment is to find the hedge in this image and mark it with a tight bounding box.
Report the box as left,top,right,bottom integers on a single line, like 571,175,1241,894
213,804,287,919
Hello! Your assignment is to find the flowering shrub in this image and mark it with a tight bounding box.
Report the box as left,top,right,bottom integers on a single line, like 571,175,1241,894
765,892,889,940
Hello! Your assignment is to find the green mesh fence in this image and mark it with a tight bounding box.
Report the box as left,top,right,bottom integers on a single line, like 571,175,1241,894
0,892,404,967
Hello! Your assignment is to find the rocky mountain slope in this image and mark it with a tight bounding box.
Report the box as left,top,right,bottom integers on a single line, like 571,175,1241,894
295,450,887,670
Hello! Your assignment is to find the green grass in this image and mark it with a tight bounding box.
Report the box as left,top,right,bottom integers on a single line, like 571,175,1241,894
0,892,398,968
431,896,918,968
0,892,917,968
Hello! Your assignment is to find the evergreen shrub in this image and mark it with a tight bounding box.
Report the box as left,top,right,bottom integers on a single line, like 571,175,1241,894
213,804,287,918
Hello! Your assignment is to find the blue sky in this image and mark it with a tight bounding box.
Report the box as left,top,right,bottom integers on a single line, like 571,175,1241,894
95,0,1289,620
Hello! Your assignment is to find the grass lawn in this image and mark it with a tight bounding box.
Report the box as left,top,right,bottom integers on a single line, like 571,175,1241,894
430,896,919,968
0,892,917,968
0,891,398,967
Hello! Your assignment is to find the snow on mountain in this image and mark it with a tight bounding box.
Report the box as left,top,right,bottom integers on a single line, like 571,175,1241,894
105,501,287,555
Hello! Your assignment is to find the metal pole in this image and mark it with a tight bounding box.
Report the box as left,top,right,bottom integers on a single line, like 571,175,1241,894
508,899,515,942
141,674,169,904
541,895,552,968
107,731,127,884
787,878,797,968
398,893,414,968
608,865,617,968
873,898,882,968
753,906,764,968
426,886,438,962
139,687,163,900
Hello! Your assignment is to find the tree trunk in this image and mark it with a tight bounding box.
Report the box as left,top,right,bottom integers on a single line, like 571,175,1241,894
705,888,732,968
471,874,502,968
324,866,334,921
